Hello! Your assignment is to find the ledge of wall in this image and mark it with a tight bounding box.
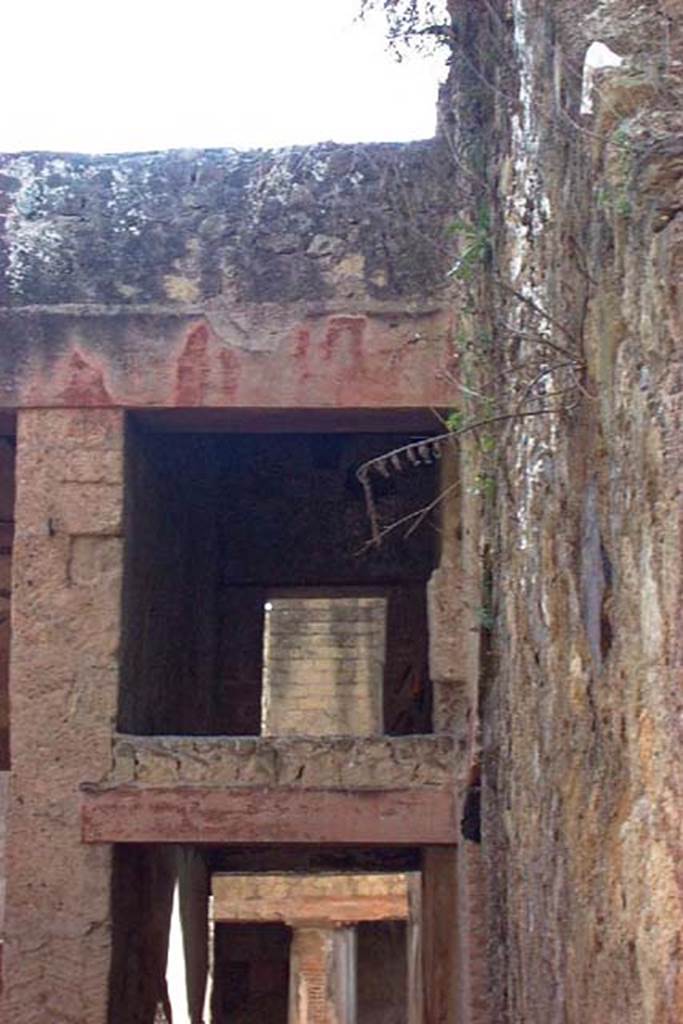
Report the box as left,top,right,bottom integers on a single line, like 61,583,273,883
107,733,457,791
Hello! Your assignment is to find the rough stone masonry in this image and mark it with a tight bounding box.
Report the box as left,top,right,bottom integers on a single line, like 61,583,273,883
0,1,681,1022
0,136,476,1024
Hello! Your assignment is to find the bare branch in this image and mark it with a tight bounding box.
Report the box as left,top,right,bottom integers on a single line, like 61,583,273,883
492,276,581,349
355,481,460,553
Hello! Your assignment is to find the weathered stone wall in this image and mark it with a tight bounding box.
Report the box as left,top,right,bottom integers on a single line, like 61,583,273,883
0,408,124,1023
438,2,683,1021
0,439,13,771
0,143,458,412
0,439,13,968
0,122,465,1024
0,772,7,948
108,733,456,790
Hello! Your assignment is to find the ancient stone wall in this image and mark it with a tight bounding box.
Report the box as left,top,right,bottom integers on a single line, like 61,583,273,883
0,143,457,412
438,2,683,1021
1,409,124,1022
0,439,13,971
0,439,13,770
0,136,461,1022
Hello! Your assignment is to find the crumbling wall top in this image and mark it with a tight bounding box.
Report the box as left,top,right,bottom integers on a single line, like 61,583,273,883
0,142,458,410
0,141,453,310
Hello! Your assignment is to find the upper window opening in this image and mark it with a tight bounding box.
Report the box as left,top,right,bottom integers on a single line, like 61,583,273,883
119,419,440,738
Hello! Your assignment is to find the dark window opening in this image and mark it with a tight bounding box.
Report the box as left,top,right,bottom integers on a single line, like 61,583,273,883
119,417,438,737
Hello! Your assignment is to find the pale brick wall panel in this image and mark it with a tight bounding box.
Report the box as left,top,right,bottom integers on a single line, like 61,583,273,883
262,597,387,737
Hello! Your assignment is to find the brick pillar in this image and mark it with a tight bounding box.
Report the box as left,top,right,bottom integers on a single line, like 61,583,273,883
262,597,386,736
288,925,356,1024
0,408,124,1024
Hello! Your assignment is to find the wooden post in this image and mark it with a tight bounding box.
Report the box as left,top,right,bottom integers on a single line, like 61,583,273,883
422,847,459,1024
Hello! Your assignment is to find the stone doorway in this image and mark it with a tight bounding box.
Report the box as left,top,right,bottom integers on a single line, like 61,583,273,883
210,872,420,1024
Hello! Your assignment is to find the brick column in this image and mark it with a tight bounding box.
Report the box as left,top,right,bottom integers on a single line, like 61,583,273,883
0,408,124,1024
288,925,356,1024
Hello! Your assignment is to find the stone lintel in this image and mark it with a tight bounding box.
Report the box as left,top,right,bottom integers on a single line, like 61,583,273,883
212,872,414,925
80,785,458,845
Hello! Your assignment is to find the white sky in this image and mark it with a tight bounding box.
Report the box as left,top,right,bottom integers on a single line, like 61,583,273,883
2,0,446,154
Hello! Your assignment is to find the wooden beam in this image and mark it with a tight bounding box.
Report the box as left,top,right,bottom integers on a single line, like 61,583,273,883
212,872,413,925
422,847,460,1024
80,786,458,845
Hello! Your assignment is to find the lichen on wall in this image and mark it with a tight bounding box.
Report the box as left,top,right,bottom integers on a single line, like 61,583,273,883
0,142,458,411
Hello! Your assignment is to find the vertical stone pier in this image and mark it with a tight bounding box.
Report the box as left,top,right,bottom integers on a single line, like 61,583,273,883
0,409,124,1023
288,926,356,1024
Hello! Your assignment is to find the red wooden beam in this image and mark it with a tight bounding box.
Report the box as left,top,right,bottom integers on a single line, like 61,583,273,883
80,785,458,845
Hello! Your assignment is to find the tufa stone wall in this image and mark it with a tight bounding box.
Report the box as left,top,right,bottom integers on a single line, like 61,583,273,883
0,439,13,771
0,143,458,412
438,1,683,1021
0,120,465,1024
107,733,456,790
0,409,124,1023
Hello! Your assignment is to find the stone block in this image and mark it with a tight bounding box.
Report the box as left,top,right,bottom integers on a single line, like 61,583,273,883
58,483,123,536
